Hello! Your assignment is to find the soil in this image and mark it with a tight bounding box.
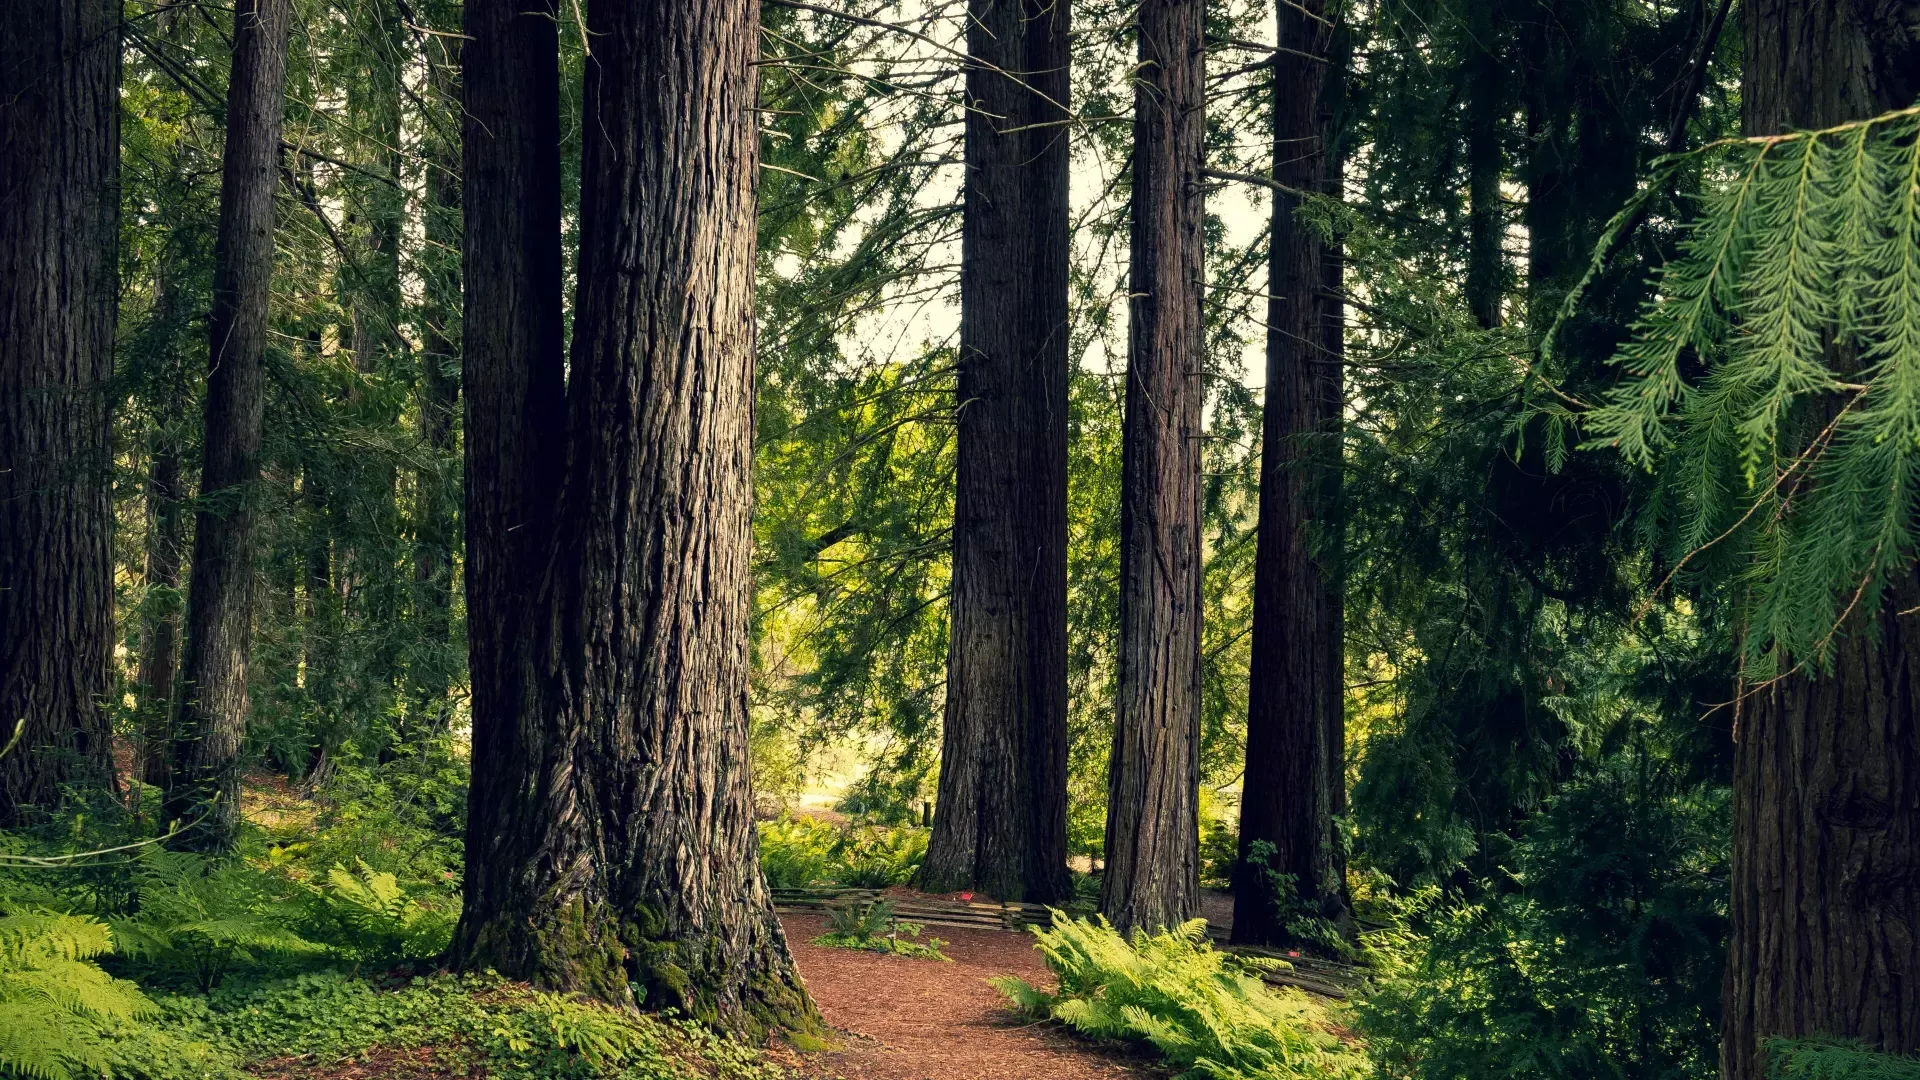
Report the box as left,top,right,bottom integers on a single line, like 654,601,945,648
776,913,1160,1080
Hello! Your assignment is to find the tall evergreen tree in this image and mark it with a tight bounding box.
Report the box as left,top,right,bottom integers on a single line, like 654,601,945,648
1720,3,1920,1076
1234,0,1351,948
448,0,571,982
921,0,1073,904
456,0,813,1030
0,0,120,822
168,0,295,849
1103,0,1207,935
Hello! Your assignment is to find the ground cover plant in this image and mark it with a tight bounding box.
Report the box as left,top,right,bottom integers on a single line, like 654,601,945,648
811,900,949,961
994,913,1368,1080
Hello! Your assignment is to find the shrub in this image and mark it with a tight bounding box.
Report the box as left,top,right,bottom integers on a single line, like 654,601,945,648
1767,1039,1920,1080
994,912,1368,1080
755,816,926,891
814,900,949,961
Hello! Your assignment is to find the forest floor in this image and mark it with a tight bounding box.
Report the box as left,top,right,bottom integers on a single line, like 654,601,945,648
775,913,1161,1080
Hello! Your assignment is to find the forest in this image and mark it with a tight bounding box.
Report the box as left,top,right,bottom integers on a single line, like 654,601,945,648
2,0,1918,1079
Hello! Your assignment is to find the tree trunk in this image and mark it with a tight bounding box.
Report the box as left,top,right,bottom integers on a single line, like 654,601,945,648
1722,4,1920,1079
1234,0,1350,948
167,0,293,849
1463,0,1504,330
921,0,1072,905
139,416,186,792
1102,0,1206,936
448,0,571,981
0,0,120,821
413,26,462,721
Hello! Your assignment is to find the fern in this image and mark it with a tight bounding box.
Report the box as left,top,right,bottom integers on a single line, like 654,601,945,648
994,912,1368,1080
1568,104,1920,670
1769,1038,1920,1079
110,849,320,991
0,914,154,1080
302,861,457,964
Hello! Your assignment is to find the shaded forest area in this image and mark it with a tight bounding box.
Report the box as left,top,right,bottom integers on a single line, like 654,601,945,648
3,1,1920,1079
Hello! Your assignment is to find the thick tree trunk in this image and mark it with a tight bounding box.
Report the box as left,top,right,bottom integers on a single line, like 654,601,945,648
1234,0,1350,948
413,29,462,720
1721,5,1920,1079
0,0,120,820
1102,0,1207,936
448,0,572,982
1463,0,1504,330
167,0,293,849
921,0,1073,905
1728,8,1920,1076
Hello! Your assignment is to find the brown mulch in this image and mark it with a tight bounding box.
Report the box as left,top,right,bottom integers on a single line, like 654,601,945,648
247,1046,473,1080
776,913,1161,1080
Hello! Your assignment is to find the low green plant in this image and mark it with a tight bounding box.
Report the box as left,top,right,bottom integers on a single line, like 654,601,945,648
108,849,321,992
1767,1039,1920,1080
1242,840,1353,961
814,900,950,961
755,816,927,891
298,860,458,965
994,912,1368,1080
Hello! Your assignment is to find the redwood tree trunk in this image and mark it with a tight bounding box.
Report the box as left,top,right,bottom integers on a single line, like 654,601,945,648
1102,0,1207,935
448,0,572,982
168,0,293,849
1234,0,1350,948
453,0,812,1033
0,0,120,820
139,418,186,791
921,0,1073,904
1463,0,1504,330
1721,4,1920,1078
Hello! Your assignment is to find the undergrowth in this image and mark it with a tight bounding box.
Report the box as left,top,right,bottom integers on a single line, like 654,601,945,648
755,815,927,890
994,912,1368,1080
812,900,949,961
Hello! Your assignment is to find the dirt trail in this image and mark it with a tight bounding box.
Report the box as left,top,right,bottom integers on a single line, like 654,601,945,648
777,913,1158,1080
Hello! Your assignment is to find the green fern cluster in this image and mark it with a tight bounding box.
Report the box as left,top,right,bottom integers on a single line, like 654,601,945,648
0,914,153,1080
108,849,320,991
1768,1038,1920,1079
1565,105,1920,670
301,861,457,964
994,912,1368,1080
755,815,928,890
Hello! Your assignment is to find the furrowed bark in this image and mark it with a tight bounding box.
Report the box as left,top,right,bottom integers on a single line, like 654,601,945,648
168,0,293,850
922,0,1073,905
1234,0,1351,949
0,0,120,820
1102,0,1207,936
1720,4,1920,1078
528,0,813,1030
448,0,575,984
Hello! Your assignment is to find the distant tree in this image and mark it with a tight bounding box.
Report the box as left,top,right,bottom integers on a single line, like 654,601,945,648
921,0,1073,905
1103,0,1207,935
168,0,295,850
1234,0,1352,949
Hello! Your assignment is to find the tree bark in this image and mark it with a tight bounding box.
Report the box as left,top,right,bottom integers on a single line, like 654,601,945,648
1234,0,1350,948
1463,0,1504,330
453,0,811,1033
448,0,571,981
0,0,120,821
1102,0,1207,936
1722,4,1920,1079
138,413,186,792
921,0,1073,905
167,0,293,849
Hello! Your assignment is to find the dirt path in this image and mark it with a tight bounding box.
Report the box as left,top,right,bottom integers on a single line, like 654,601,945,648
777,914,1158,1080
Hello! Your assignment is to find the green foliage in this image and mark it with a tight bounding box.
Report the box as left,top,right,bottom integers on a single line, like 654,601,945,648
995,913,1368,1080
162,971,786,1080
108,850,321,992
755,816,926,890
814,900,949,962
1241,841,1353,961
1768,1039,1920,1080
1356,757,1727,1080
1568,106,1920,672
0,914,152,1080
299,861,457,965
